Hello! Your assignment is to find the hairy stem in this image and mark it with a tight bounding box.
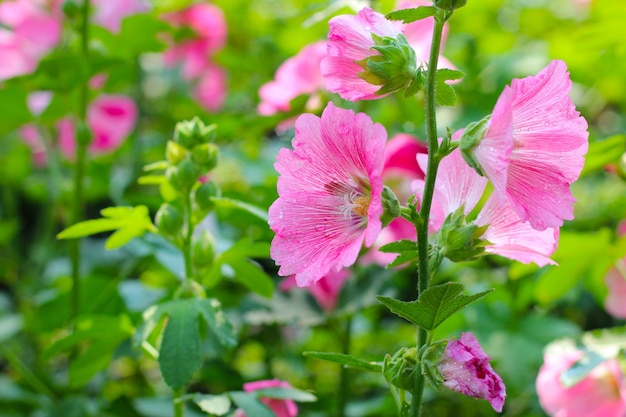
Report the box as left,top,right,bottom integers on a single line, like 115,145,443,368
410,10,451,417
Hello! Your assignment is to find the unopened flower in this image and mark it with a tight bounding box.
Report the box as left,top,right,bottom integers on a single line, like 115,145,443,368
434,333,506,412
322,7,416,101
269,103,385,286
460,60,589,231
234,379,298,417
258,41,327,116
536,342,626,417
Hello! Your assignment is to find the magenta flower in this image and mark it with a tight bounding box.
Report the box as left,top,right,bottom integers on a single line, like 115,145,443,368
234,379,298,417
258,41,327,116
280,269,350,312
91,0,150,33
321,7,406,101
412,137,558,266
437,333,506,412
269,103,385,287
462,60,589,231
192,61,227,112
536,344,626,417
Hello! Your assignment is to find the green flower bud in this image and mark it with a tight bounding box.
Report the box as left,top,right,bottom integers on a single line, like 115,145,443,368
459,115,491,177
155,203,183,236
62,0,80,18
194,181,219,212
362,33,418,97
166,158,198,192
434,0,468,11
383,347,418,391
434,208,487,263
192,230,216,268
166,140,188,165
420,340,448,391
174,117,217,148
381,186,401,227
191,143,219,171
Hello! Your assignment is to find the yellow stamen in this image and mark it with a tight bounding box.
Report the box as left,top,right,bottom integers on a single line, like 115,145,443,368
353,196,371,217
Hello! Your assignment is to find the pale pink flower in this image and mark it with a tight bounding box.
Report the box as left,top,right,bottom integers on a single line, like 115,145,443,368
536,344,626,417
258,41,327,116
91,0,150,33
437,333,506,412
280,269,350,312
19,124,47,166
321,7,404,101
234,379,298,417
269,103,385,287
605,259,626,319
0,0,61,80
192,61,227,112
465,60,589,231
412,139,558,266
27,91,52,116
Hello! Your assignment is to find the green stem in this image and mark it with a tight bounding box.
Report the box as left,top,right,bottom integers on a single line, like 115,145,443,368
337,316,352,417
183,190,194,285
174,388,185,417
410,10,450,417
69,0,90,325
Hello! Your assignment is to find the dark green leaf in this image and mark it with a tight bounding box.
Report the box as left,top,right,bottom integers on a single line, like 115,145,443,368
196,299,237,348
386,7,436,23
377,283,493,330
303,351,382,372
388,251,419,268
230,259,274,298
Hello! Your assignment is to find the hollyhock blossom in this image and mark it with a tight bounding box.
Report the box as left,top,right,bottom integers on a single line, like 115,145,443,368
412,140,558,265
461,60,589,231
280,269,350,312
436,333,506,412
191,61,227,112
234,379,298,417
536,343,626,417
605,255,626,319
258,41,327,116
322,7,409,101
269,103,385,286
91,0,150,33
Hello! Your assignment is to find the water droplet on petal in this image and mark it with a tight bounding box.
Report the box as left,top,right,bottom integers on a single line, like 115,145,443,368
315,225,326,232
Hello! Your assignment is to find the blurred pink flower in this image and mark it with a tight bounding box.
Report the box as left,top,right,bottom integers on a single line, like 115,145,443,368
322,7,404,101
605,259,626,319
536,344,626,417
412,137,558,266
91,0,150,33
269,103,385,287
234,379,298,417
0,0,61,80
280,269,350,312
192,61,227,112
437,332,506,412
464,60,589,231
26,90,52,115
258,41,327,116
365,133,426,266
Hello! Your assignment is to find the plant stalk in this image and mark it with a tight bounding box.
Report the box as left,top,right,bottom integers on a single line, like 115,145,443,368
410,10,450,417
337,316,352,417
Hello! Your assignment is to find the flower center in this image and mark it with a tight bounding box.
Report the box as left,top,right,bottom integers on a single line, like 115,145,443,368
352,196,371,217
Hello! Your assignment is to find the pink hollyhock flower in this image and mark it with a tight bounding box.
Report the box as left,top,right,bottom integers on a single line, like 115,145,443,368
322,7,407,101
192,61,227,112
86,95,138,153
91,0,150,33
258,41,327,116
536,344,626,417
234,379,298,417
0,0,61,80
20,124,47,166
163,3,227,80
605,256,626,319
462,60,589,231
437,333,506,412
412,137,558,266
269,103,385,287
280,269,350,312
27,91,52,116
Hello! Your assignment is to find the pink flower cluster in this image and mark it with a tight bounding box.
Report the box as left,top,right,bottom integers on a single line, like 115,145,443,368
536,343,626,417
234,379,298,417
163,3,228,112
437,333,506,412
91,0,150,33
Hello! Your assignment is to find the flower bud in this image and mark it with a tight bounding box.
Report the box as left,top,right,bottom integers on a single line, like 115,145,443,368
191,143,219,171
155,203,184,236
166,140,188,165
380,186,401,227
383,347,418,391
363,33,418,97
194,181,219,212
174,117,217,148
459,114,491,177
165,158,198,192
192,230,216,268
435,208,487,263
434,0,468,11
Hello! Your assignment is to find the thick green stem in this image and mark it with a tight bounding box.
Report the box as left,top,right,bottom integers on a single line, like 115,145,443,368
183,191,194,284
410,10,450,417
174,388,185,417
69,0,90,325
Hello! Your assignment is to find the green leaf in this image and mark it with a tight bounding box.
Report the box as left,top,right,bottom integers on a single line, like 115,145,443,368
379,240,418,253
436,68,465,81
303,351,382,372
581,134,626,176
196,299,237,348
0,87,30,135
434,79,456,106
387,252,419,268
158,301,202,389
377,283,493,330
230,259,274,298
192,394,231,416
386,7,436,23
210,197,268,222
229,392,275,417
254,387,317,403
56,218,122,239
